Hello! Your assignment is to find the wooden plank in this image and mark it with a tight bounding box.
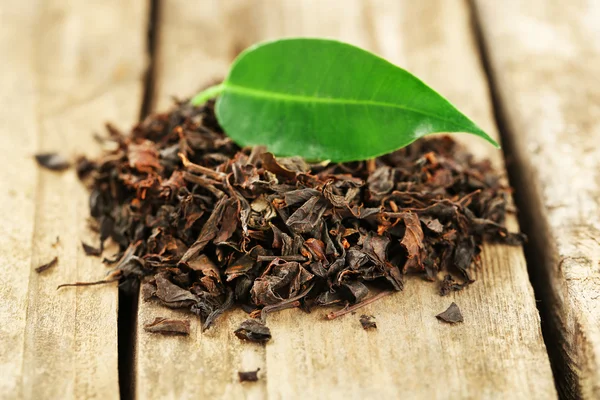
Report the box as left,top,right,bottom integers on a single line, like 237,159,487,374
474,0,600,398
136,0,556,398
0,0,147,398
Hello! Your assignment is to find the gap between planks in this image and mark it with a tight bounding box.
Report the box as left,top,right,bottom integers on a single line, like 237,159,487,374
139,0,160,120
472,0,600,398
119,0,161,399
467,0,563,394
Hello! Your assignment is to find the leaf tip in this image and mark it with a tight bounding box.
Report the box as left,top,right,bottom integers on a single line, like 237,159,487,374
471,126,500,149
485,134,501,149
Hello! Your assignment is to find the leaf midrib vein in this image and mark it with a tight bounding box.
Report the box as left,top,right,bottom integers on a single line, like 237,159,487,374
225,83,466,128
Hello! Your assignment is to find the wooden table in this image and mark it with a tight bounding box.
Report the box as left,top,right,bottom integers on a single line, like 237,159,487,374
1,0,598,399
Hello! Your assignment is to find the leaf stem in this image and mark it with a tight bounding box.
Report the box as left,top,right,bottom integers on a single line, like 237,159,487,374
178,152,227,181
190,83,225,106
259,282,315,322
325,291,392,320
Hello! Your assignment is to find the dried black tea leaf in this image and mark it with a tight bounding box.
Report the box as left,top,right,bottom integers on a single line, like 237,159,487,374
144,317,190,335
359,315,377,330
436,302,464,324
35,153,70,171
400,212,424,258
421,216,444,234
154,274,199,308
81,241,102,256
440,275,468,296
238,368,260,382
234,319,272,343
141,282,157,301
35,256,58,273
75,156,96,179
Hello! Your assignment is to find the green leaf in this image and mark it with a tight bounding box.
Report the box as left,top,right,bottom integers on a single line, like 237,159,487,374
191,38,498,162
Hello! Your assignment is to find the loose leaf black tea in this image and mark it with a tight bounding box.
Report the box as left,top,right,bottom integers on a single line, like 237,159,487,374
234,319,272,343
440,274,468,296
35,256,58,273
238,368,260,382
76,100,522,334
35,153,70,171
81,241,102,256
359,315,377,330
436,302,464,324
144,317,191,335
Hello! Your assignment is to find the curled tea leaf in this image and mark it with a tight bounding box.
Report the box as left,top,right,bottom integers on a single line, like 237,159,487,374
401,212,424,259
35,153,70,171
81,241,102,256
35,256,58,273
234,319,272,343
144,317,190,335
154,274,199,308
238,368,260,382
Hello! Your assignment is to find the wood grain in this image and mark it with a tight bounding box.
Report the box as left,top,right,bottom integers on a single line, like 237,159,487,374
136,0,556,398
474,0,600,398
0,0,147,398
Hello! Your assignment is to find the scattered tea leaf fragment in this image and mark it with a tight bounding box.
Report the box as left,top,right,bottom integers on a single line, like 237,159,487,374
238,368,260,382
234,319,272,343
35,153,70,171
143,317,190,336
35,256,58,273
359,314,377,330
191,38,498,162
439,275,468,296
81,241,102,256
436,302,464,324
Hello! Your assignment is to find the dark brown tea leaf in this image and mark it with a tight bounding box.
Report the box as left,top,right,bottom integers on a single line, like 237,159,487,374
400,212,424,258
234,319,272,343
35,153,70,171
440,275,468,296
238,368,260,382
144,317,190,335
421,216,444,234
81,241,102,256
359,315,377,330
35,256,58,273
154,274,199,308
436,302,464,324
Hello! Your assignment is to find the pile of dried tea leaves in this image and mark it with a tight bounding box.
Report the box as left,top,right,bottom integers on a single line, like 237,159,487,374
76,100,524,335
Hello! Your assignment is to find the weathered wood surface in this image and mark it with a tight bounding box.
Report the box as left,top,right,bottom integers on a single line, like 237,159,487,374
136,1,556,399
0,0,147,399
475,0,600,398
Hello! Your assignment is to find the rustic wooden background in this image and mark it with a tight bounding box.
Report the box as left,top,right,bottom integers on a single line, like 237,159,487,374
1,0,599,399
